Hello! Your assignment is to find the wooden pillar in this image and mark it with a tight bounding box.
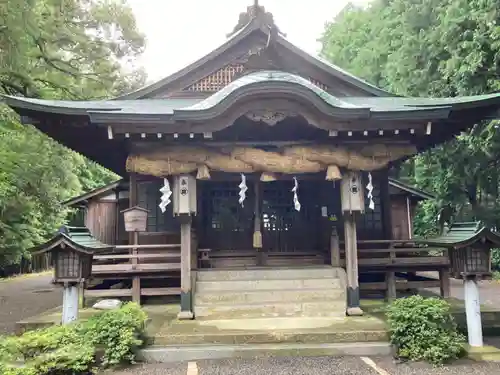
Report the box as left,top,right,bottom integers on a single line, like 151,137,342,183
330,226,340,267
439,267,451,298
129,173,141,304
178,215,194,320
254,179,264,266
344,212,363,316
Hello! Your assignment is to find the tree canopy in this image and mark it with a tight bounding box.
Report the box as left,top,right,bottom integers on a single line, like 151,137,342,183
321,0,500,235
0,0,146,268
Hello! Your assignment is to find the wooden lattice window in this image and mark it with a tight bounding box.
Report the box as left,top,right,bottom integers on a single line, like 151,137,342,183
137,180,179,233
184,64,245,92
184,64,330,93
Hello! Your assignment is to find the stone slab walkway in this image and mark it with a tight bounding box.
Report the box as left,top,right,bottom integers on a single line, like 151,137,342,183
0,273,61,335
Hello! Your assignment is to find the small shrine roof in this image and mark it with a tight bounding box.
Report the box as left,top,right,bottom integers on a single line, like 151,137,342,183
388,178,435,200
420,222,500,249
30,226,113,255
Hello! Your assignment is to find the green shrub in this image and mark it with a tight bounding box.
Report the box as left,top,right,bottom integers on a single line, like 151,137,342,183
79,302,147,366
386,295,465,365
0,302,147,374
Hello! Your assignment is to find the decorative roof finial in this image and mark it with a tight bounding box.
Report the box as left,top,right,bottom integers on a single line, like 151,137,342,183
227,1,286,38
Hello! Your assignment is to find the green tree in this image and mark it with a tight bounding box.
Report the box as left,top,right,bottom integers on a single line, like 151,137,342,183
0,0,146,268
320,0,500,234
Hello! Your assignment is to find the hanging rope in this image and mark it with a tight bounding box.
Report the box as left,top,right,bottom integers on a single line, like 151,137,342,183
159,178,172,213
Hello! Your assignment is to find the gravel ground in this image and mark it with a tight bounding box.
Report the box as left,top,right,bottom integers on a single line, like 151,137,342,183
371,356,500,375
197,357,379,375
109,357,379,375
108,363,188,375
0,273,61,335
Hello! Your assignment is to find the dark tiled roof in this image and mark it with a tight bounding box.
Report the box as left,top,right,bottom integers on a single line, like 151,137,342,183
30,226,112,254
420,221,500,249
5,71,500,123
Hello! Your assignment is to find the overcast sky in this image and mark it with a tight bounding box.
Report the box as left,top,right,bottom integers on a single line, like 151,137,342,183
127,0,370,82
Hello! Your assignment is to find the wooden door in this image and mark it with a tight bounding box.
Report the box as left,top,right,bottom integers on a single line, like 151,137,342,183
261,180,321,254
199,181,255,252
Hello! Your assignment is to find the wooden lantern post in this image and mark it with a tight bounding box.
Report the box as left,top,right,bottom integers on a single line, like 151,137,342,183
121,206,149,304
51,244,93,324
449,244,492,347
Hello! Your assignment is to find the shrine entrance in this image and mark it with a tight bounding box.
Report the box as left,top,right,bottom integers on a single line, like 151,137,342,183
198,179,328,268
261,180,322,254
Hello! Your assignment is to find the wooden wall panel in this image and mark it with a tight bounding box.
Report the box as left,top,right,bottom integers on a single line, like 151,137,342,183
390,197,410,240
85,201,117,245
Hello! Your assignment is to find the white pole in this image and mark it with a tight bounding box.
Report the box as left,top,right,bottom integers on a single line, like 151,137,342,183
62,283,79,324
464,277,483,347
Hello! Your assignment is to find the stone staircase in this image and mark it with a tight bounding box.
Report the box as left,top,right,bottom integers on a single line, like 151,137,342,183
193,267,347,320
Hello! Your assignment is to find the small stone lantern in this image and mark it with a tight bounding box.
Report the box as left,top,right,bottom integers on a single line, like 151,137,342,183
121,206,149,232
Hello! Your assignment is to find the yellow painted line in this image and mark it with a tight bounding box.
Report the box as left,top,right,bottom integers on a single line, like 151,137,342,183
187,361,198,375
360,357,391,375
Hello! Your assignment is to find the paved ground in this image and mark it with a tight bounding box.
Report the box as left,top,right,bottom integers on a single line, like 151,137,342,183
425,274,500,307
0,273,61,335
109,356,500,375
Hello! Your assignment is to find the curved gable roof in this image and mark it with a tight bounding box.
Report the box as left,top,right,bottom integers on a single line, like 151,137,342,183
115,14,393,100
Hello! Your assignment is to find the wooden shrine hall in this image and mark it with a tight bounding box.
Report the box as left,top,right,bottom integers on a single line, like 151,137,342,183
5,2,500,319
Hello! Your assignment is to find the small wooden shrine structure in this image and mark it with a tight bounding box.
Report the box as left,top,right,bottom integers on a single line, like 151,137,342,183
6,3,500,316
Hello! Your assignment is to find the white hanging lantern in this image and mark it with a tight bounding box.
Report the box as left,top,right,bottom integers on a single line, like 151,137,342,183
238,173,248,207
159,178,172,213
292,177,301,212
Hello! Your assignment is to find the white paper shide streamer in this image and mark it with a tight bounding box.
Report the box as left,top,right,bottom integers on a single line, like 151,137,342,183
366,173,375,210
159,178,172,213
238,173,248,207
292,177,301,212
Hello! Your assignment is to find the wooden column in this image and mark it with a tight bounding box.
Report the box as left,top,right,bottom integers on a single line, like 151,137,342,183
344,212,363,316
330,226,340,267
253,179,264,266
178,215,194,320
129,173,141,304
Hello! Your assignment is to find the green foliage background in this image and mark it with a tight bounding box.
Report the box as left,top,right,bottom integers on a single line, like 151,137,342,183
320,0,500,237
0,0,147,270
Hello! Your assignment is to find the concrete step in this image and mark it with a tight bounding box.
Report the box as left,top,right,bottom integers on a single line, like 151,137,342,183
194,301,346,319
195,288,345,305
196,267,341,282
196,278,343,292
138,342,391,363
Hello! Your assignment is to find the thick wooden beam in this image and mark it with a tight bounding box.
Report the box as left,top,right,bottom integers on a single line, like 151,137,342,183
344,212,363,316
178,215,194,320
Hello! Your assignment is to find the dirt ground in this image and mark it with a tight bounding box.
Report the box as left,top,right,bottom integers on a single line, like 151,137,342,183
0,273,61,335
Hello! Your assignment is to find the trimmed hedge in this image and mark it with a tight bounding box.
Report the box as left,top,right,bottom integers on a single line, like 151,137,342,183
0,302,147,374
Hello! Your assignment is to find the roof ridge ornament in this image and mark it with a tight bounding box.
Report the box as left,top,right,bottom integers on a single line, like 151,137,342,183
227,1,286,39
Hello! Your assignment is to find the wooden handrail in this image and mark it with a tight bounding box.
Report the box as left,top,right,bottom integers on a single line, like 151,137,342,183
94,253,180,260
114,244,180,250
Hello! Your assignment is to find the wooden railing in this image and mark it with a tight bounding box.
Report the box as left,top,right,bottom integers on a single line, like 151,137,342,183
334,238,451,299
